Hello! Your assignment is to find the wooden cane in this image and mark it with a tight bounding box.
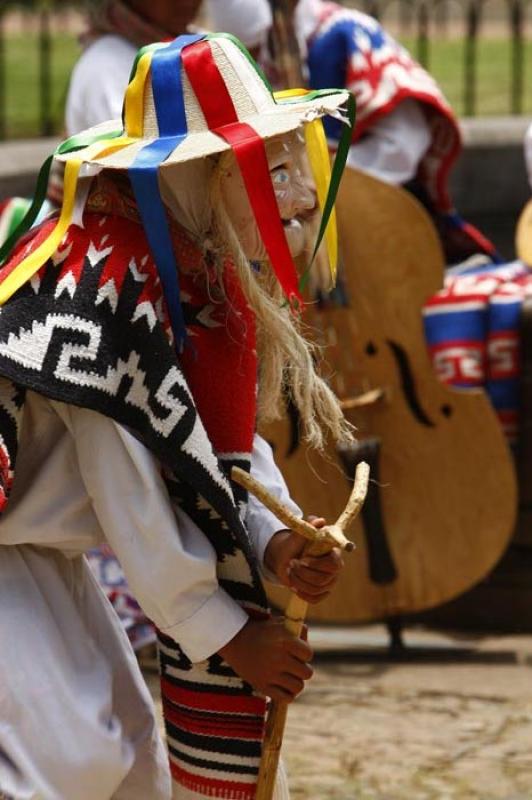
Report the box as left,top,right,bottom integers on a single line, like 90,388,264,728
232,461,370,800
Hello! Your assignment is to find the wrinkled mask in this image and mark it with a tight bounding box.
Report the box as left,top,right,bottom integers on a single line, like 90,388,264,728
220,129,317,262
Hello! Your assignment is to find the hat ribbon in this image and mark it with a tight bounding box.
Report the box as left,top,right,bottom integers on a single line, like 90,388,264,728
0,128,138,303
127,34,205,348
275,88,355,292
182,38,304,309
275,90,338,284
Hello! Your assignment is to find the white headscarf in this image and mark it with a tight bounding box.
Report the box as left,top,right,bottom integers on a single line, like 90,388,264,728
160,159,215,242
207,0,273,49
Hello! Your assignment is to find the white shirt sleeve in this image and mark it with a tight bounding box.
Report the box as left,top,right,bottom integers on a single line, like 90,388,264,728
65,36,137,136
347,98,432,186
54,401,248,664
246,434,303,581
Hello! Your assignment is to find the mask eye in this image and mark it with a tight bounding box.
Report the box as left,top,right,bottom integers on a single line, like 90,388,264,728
271,168,290,186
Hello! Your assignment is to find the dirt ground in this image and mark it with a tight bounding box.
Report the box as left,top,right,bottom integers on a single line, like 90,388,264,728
147,625,532,800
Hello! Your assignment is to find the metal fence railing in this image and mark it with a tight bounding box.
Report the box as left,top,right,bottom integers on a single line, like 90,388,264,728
0,2,83,140
0,0,529,140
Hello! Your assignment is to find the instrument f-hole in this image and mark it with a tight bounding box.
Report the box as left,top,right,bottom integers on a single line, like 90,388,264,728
387,339,435,428
441,404,453,418
366,341,378,356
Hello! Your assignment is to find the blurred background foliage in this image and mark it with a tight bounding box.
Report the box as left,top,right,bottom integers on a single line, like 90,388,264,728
0,0,530,139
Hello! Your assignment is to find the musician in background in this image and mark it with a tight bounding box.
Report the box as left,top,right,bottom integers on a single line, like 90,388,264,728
1,2,205,254
66,0,277,136
206,0,273,60
65,0,203,135
292,0,499,266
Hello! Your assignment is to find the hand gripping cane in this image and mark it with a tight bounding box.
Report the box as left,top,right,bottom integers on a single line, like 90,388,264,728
232,461,370,800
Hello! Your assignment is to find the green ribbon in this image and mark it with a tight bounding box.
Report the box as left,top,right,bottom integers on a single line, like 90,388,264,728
0,127,123,267
299,93,356,293
0,32,355,300
0,155,53,265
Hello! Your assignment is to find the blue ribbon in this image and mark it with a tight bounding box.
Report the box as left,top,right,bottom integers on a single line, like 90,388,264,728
129,34,204,349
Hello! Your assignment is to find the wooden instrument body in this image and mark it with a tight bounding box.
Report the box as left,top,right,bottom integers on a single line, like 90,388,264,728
265,168,517,622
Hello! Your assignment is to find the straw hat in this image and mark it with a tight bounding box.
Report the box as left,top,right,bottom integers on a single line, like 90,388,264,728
0,33,352,345
56,33,348,171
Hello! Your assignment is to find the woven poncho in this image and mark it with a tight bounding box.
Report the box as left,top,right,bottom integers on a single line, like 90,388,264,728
0,188,271,799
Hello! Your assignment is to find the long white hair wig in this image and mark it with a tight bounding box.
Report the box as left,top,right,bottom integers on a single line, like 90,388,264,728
160,151,353,450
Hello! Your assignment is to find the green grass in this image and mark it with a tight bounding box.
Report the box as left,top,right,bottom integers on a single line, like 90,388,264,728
4,31,80,138
0,32,530,138
399,36,532,116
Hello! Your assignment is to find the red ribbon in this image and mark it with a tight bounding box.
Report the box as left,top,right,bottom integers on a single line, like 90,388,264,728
182,40,302,305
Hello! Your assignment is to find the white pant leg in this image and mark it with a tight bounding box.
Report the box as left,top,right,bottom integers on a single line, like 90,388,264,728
86,563,171,800
0,546,170,800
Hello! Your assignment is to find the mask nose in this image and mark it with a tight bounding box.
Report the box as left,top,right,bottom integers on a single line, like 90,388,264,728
297,178,317,214
274,168,317,220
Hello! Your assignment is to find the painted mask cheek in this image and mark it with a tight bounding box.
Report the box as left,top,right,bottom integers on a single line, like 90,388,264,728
272,167,317,221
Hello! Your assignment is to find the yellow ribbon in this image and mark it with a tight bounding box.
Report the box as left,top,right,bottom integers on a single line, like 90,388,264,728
274,89,338,283
0,40,154,306
124,50,153,137
0,75,338,305
86,136,138,161
0,135,139,305
0,159,81,304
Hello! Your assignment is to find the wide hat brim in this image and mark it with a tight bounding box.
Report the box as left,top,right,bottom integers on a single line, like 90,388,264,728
0,33,354,347
56,93,348,171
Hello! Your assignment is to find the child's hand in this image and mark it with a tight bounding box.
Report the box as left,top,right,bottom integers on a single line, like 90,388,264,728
264,517,344,604
218,618,313,702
